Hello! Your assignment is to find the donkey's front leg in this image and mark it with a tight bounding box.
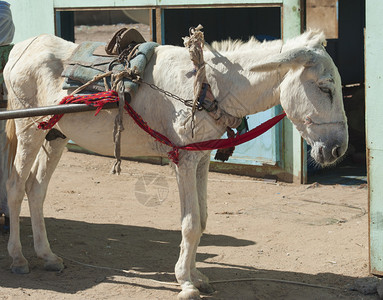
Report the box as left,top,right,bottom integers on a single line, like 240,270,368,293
175,152,204,300
190,153,214,295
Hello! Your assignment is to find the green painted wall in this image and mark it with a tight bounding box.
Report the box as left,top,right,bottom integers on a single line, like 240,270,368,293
8,0,55,43
9,0,284,43
366,0,383,275
282,0,305,183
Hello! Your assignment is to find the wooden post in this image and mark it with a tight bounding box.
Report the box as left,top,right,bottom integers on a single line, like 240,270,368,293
366,0,383,276
155,8,164,45
282,0,306,183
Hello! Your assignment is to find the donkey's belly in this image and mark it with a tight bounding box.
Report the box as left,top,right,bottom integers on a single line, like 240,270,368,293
56,109,167,158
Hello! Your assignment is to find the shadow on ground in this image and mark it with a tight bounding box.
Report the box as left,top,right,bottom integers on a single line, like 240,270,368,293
308,163,367,186
0,217,374,300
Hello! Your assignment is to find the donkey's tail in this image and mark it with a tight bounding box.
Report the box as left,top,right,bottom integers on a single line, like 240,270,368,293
5,118,16,170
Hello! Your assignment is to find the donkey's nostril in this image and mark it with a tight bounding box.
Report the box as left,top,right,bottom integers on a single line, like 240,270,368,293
332,146,341,158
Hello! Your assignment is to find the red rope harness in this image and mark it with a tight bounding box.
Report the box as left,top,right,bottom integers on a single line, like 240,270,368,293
38,90,286,164
38,91,119,130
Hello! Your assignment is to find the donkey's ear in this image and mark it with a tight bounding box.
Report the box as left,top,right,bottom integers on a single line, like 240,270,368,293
250,48,317,72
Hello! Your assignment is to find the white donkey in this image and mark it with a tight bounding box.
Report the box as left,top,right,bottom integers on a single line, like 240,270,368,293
4,30,348,299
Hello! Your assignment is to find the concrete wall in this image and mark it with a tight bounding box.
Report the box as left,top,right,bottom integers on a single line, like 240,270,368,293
366,0,383,276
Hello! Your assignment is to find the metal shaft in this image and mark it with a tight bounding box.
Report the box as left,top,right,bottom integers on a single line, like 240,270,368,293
0,102,119,120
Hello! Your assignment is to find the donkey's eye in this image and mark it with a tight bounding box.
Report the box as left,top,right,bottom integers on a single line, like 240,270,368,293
319,86,333,102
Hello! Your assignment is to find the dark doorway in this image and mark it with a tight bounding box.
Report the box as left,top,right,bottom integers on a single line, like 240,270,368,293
163,7,281,46
307,0,366,185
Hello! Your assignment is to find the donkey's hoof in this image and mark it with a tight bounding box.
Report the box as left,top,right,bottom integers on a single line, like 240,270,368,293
197,282,215,295
177,287,201,300
44,260,64,272
11,264,30,274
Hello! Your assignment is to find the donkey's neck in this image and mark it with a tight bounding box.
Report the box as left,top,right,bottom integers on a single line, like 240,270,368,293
204,45,283,117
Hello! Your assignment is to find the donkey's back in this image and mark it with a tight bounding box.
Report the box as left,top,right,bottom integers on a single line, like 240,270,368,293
4,34,174,159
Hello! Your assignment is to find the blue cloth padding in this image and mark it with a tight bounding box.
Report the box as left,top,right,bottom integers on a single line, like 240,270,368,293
0,1,14,45
62,41,158,95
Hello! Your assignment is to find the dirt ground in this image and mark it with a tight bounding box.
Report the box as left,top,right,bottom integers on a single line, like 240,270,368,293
0,149,374,300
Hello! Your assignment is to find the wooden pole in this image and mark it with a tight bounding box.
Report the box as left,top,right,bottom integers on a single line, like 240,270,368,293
0,102,119,120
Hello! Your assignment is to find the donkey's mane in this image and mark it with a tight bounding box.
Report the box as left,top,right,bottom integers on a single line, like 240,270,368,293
210,29,326,53
210,36,262,52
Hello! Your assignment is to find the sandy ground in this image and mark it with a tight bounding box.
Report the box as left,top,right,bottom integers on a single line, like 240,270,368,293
74,23,152,44
0,149,374,300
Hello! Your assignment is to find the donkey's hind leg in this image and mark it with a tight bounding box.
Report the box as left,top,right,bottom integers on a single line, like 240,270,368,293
25,133,69,271
7,125,46,274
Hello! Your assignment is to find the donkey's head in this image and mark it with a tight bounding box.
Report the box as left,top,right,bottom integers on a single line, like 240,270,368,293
251,31,348,166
